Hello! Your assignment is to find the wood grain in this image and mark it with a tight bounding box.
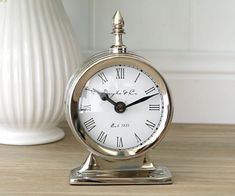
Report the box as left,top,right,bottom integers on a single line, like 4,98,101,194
0,124,234,195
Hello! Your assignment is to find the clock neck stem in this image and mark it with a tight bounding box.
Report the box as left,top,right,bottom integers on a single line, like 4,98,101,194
110,34,127,54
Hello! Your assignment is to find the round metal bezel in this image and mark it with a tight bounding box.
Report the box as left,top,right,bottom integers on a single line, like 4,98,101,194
65,52,173,160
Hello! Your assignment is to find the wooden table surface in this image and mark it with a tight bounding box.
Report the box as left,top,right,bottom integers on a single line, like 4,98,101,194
0,124,234,196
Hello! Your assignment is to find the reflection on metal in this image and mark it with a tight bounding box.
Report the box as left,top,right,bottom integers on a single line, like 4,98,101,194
70,153,172,185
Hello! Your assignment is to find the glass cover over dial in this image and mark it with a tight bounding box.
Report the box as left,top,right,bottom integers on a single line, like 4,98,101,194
78,64,164,150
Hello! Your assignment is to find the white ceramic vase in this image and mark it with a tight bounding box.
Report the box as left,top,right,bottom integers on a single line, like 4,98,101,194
0,0,80,145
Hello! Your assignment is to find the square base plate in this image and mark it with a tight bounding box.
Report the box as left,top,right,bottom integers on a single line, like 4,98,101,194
69,153,172,185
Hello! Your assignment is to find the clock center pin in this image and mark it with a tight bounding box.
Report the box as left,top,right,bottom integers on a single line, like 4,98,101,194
114,101,126,113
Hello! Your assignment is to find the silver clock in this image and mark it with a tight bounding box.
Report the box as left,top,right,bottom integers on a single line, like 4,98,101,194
65,11,173,185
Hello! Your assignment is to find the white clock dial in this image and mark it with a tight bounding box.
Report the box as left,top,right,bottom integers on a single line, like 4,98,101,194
78,64,164,150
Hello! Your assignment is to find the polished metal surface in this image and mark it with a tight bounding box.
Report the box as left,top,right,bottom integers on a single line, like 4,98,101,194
70,153,172,185
65,54,173,159
110,11,127,54
65,10,173,185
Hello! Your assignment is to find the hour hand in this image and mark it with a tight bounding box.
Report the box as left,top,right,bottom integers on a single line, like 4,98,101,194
93,88,117,106
126,93,159,108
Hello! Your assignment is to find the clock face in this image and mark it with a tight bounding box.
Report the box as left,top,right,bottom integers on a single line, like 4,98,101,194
78,64,164,151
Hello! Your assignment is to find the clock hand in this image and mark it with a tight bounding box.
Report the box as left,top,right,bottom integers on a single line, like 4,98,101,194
93,88,127,113
126,93,159,108
93,88,117,106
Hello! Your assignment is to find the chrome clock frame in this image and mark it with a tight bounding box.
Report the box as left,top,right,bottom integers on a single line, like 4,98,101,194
65,11,173,185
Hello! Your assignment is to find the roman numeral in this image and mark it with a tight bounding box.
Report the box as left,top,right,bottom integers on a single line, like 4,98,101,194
134,133,142,143
117,136,123,148
98,72,108,84
80,104,91,112
97,131,107,144
145,87,155,95
134,73,141,83
116,67,125,79
145,120,156,130
83,118,96,132
149,104,160,111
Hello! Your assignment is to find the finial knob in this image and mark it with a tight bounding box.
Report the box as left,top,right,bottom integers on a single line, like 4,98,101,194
112,10,125,33
110,11,127,53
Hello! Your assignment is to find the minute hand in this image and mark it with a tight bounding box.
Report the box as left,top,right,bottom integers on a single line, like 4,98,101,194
126,93,159,108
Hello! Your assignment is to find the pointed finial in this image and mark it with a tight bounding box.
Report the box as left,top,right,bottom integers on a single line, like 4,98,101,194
112,10,125,33
110,10,127,53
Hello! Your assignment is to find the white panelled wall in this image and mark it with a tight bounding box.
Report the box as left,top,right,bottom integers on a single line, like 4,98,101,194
62,0,235,124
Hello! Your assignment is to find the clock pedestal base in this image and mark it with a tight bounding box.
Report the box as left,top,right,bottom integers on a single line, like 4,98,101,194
70,153,172,185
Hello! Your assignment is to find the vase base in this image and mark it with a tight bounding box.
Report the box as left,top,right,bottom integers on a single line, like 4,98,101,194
0,126,65,145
